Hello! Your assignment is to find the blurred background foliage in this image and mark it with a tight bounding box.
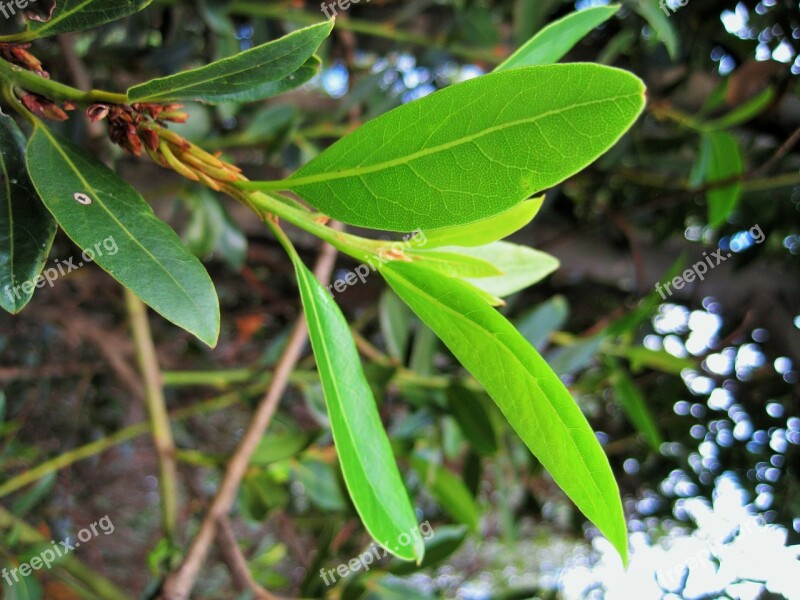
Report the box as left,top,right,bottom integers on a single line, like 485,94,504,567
1,0,799,598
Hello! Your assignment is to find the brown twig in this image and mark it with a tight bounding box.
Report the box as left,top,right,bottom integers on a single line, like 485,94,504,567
160,224,343,600
216,516,277,600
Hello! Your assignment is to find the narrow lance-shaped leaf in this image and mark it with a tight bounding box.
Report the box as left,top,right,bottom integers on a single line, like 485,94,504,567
496,5,620,71
128,21,333,104
411,455,481,533
25,126,220,346
0,115,57,314
241,64,646,231
607,361,663,451
697,131,743,228
278,233,424,562
17,0,153,40
382,262,628,563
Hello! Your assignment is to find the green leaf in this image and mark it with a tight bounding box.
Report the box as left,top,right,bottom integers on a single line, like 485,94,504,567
389,525,468,575
243,64,645,231
250,432,313,466
382,262,627,563
379,289,415,361
441,241,559,298
497,5,620,71
548,335,604,378
696,131,743,228
446,385,498,456
293,458,347,512
283,239,423,562
21,0,153,40
408,250,503,279
411,455,481,533
0,115,56,314
515,295,569,351
608,361,663,451
127,21,332,103
702,87,774,131
422,198,543,249
631,0,678,59
25,126,220,346
182,189,247,270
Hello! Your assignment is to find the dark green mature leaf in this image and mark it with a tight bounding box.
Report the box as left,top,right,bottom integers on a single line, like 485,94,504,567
243,64,645,231
702,87,774,131
696,131,743,228
497,5,620,70
282,238,423,562
19,0,153,40
411,455,481,533
0,115,56,314
446,386,498,456
389,525,468,575
25,126,219,346
128,22,332,104
382,262,627,563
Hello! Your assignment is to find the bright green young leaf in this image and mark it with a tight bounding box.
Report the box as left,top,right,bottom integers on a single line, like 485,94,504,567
422,198,543,249
408,250,503,279
382,262,628,563
631,0,678,59
16,0,153,41
242,64,646,231
127,21,332,104
440,241,559,297
696,131,743,228
0,115,56,314
280,236,423,562
411,455,481,533
496,5,620,71
608,361,663,451
25,126,220,346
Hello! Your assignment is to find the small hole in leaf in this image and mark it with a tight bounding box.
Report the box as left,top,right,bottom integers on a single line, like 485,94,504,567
74,193,92,205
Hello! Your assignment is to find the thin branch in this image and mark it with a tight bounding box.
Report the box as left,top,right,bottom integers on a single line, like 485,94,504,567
125,290,180,549
216,516,277,600
160,224,343,600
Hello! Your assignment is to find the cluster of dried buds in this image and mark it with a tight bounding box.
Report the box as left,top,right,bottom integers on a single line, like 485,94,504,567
86,102,187,155
87,101,244,191
19,92,74,121
0,42,49,78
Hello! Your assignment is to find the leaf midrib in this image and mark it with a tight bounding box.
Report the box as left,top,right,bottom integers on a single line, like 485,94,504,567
34,126,209,328
298,264,417,558
388,268,609,521
286,91,642,188
0,152,16,304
